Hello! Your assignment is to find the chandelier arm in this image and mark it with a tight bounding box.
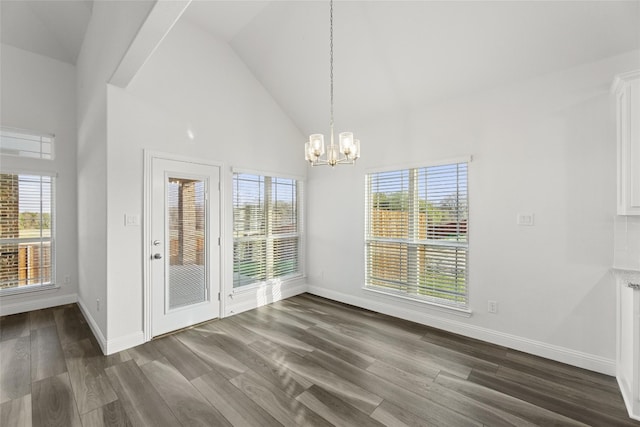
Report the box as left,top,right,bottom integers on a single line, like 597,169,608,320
310,152,355,167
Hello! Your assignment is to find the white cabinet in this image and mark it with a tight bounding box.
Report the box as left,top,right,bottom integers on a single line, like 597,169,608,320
613,70,640,216
615,269,640,421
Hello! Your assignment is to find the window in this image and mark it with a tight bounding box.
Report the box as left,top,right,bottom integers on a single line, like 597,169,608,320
1,127,54,159
233,172,302,288
0,173,55,290
365,161,468,308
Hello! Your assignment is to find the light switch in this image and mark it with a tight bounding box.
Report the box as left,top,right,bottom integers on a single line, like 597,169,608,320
517,213,534,226
124,214,140,226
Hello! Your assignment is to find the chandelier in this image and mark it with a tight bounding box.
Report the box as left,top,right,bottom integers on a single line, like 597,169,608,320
305,0,360,167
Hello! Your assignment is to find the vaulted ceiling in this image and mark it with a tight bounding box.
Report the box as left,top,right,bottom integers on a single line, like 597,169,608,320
0,0,93,64
1,1,639,136
183,1,640,135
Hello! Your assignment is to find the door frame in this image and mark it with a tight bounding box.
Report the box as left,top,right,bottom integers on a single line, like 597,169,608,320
143,150,226,342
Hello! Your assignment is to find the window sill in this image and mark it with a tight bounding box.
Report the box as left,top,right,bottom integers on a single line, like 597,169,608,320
362,285,472,318
0,284,60,298
232,275,304,295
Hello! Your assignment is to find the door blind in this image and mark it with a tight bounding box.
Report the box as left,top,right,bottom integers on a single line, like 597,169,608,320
365,162,468,307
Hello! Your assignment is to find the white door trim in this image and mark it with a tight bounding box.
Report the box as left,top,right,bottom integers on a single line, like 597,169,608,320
143,150,226,342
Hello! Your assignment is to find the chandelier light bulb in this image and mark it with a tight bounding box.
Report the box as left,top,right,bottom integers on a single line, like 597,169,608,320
353,139,361,159
339,132,353,154
327,144,339,166
309,134,325,157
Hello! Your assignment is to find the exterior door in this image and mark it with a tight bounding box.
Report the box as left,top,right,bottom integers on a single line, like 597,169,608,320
151,157,220,337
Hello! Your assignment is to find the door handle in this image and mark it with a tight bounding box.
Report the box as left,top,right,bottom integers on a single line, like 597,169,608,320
153,253,162,260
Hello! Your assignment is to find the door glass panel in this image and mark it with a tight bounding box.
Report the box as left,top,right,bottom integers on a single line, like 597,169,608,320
167,177,206,310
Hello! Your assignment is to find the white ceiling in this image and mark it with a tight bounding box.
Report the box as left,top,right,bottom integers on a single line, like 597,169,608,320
0,0,93,64
1,1,638,135
184,0,640,135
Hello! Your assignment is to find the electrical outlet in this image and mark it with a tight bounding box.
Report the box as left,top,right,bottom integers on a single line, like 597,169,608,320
488,300,498,314
64,275,71,285
96,299,100,311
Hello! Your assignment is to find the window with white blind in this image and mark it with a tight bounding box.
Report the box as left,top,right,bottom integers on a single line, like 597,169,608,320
0,173,55,291
1,127,54,159
233,172,302,288
365,161,468,308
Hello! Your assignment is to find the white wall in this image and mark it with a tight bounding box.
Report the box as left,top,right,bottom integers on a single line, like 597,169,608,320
0,44,78,315
104,19,306,349
76,0,154,340
307,50,640,374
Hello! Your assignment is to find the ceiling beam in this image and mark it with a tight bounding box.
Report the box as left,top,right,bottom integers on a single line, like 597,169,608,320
110,0,191,88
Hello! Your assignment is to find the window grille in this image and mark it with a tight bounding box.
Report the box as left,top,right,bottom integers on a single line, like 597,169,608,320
365,162,468,307
233,172,301,288
1,127,54,159
0,173,55,290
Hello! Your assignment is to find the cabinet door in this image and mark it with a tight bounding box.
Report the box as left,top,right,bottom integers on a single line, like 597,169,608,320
615,71,640,215
628,79,640,214
616,273,640,420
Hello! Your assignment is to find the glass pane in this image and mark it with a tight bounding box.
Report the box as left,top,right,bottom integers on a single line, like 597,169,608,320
233,239,266,287
0,128,55,160
0,174,19,241
273,237,298,277
271,178,297,235
0,135,41,155
369,169,410,239
418,245,467,305
167,177,206,310
0,243,20,289
233,174,265,237
18,241,52,286
418,164,468,242
366,241,409,290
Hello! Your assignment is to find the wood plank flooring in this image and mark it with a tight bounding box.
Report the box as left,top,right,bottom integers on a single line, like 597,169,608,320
0,294,638,426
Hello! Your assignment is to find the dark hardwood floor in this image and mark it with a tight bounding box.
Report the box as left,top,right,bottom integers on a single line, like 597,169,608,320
1,293,638,426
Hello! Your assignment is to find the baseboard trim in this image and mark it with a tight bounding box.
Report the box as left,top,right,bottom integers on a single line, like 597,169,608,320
617,375,640,421
226,282,308,317
77,298,108,353
307,286,615,375
78,282,310,356
106,331,145,355
0,292,78,316
77,298,145,355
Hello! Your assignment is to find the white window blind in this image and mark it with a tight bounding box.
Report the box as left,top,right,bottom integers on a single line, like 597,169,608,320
365,162,468,307
0,127,54,159
0,174,55,290
233,173,301,288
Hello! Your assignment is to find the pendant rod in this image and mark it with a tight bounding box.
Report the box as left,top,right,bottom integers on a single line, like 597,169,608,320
329,0,334,145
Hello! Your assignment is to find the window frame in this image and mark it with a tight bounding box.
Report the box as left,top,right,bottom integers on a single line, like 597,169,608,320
364,157,471,314
0,127,55,160
232,169,304,292
0,170,57,296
